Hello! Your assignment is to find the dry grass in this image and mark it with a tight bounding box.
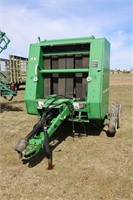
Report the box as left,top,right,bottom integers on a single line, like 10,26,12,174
0,74,133,200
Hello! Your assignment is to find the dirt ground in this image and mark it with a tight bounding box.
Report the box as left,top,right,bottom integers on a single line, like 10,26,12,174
0,73,133,200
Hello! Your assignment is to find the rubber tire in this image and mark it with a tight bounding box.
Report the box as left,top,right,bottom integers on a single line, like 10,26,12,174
4,95,13,101
114,103,121,129
108,116,117,137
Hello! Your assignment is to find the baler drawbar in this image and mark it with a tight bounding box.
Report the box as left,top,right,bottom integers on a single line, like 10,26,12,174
15,94,74,169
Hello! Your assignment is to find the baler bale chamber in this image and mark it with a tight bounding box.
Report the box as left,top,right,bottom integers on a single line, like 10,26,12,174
25,36,110,120
15,36,121,169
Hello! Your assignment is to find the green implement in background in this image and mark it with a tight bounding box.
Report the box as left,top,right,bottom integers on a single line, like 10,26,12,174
0,31,17,101
0,31,10,53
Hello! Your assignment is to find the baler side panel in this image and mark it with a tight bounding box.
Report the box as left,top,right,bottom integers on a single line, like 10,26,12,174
25,44,44,115
87,39,110,119
87,39,104,119
101,40,110,118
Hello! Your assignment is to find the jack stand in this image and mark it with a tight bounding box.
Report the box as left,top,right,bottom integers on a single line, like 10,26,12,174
47,158,54,170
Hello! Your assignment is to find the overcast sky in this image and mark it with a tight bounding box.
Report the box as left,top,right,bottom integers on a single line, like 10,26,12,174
0,0,132,69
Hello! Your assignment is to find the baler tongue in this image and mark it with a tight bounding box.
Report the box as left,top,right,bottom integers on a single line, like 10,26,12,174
15,95,73,169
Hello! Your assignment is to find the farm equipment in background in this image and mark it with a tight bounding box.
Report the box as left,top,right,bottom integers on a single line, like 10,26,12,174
9,55,28,89
15,36,121,169
0,31,17,100
0,55,28,90
0,70,17,100
0,31,10,53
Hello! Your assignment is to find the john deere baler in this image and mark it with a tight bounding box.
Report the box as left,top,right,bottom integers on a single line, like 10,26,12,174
15,36,121,169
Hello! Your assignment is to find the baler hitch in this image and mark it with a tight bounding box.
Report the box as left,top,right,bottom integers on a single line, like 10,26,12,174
15,95,73,169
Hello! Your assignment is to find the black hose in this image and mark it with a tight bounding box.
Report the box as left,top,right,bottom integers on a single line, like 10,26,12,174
25,121,42,141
